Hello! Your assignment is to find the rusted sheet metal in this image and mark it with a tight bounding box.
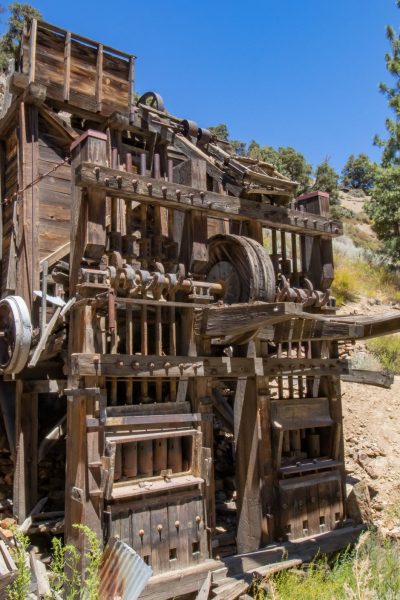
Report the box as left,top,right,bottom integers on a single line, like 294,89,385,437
99,537,152,600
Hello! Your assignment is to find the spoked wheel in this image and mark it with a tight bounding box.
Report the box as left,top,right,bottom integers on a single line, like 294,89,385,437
137,91,165,112
0,296,32,374
207,234,276,304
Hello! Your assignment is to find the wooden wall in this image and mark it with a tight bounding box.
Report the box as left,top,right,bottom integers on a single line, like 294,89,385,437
38,115,71,260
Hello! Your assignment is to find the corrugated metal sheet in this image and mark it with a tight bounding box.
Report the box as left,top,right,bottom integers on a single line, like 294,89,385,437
99,537,152,600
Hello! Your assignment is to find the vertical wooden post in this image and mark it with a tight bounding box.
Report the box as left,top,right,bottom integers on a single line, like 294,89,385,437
173,158,208,273
28,19,37,83
63,31,72,102
69,130,107,294
16,102,40,310
191,378,215,531
13,382,38,522
257,376,274,544
234,373,262,553
67,131,108,563
95,44,103,113
65,305,102,556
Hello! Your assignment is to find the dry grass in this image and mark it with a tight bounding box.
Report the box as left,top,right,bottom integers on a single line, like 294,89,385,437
367,334,400,373
332,253,400,306
251,529,400,599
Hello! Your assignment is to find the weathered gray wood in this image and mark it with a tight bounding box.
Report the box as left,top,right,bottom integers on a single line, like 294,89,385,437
71,354,350,379
342,369,394,389
76,163,343,238
195,302,305,337
224,524,364,577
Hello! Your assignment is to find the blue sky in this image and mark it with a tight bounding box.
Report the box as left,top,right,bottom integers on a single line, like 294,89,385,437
4,1,400,171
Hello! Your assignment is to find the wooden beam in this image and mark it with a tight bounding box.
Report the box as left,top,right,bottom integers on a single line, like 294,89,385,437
342,369,394,389
28,18,37,83
40,241,70,271
195,302,306,338
95,44,103,112
235,356,262,553
71,354,350,379
70,131,108,294
13,385,38,522
64,31,71,102
16,102,40,309
76,164,343,238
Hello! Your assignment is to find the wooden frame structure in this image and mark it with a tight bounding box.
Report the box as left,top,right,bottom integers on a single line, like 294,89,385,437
0,18,396,598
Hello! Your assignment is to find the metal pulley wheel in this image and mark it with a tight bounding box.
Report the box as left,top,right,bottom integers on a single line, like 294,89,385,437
206,234,276,304
137,91,165,112
0,296,32,374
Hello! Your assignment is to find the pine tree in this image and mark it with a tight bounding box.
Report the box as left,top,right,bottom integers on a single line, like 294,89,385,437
0,3,42,70
341,153,377,191
313,159,339,205
366,1,400,261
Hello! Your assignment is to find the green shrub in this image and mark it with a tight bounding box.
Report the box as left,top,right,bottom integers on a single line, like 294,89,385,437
6,527,31,600
49,536,81,600
73,524,102,600
367,334,400,373
250,530,400,599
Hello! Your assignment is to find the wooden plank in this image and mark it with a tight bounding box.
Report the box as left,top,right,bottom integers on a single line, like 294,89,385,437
252,558,302,578
28,19,37,83
342,369,394,388
76,163,343,238
70,131,108,294
256,378,274,544
13,387,38,522
39,241,70,270
150,505,171,574
95,44,103,112
139,559,223,600
28,305,62,367
195,570,211,600
63,31,71,101
86,413,202,428
224,525,364,577
16,102,40,308
235,372,262,553
72,354,350,379
195,302,306,338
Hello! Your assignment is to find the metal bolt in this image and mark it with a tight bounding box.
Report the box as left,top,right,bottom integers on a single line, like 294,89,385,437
149,362,155,371
116,175,122,188
132,179,138,191
116,360,124,368
139,529,144,537
157,524,163,532
195,516,201,524
164,362,171,372
175,520,180,529
161,186,167,198
176,189,181,200
132,361,140,370
147,183,153,194
104,177,110,186
93,166,100,179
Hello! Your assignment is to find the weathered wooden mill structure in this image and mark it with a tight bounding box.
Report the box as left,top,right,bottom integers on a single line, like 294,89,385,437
0,17,398,598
